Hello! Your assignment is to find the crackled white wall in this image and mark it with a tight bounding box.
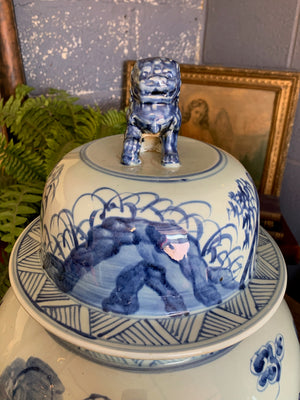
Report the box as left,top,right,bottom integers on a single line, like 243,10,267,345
13,0,206,109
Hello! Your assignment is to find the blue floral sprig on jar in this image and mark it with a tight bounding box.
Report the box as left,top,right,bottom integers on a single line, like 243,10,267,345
250,334,284,399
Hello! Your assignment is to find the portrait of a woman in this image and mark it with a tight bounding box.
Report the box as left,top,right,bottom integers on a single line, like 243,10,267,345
180,98,214,144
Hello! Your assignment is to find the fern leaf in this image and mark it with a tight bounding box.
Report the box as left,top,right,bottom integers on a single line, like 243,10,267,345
44,129,83,175
74,107,103,142
0,251,10,298
9,88,83,150
0,183,43,252
14,96,58,149
0,85,34,130
0,135,46,182
98,109,127,137
0,174,16,191
48,87,79,103
101,109,127,127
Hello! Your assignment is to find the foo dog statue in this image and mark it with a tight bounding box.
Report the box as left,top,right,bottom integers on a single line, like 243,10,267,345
121,57,181,166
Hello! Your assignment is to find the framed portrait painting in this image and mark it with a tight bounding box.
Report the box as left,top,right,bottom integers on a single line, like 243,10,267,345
123,61,300,196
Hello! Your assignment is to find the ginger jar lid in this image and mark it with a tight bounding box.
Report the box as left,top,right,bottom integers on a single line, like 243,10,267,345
40,134,259,318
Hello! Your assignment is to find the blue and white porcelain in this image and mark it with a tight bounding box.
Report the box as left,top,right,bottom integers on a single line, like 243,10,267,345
40,135,259,319
39,59,260,320
8,218,287,368
122,57,181,166
0,58,299,398
1,282,299,399
1,135,299,399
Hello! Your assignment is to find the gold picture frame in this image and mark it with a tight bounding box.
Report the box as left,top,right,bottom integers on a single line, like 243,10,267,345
123,61,300,196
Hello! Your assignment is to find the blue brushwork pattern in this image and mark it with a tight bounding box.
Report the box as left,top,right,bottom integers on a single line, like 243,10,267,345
121,57,182,166
0,356,111,400
44,187,253,314
227,174,258,249
0,357,65,400
227,173,259,287
13,218,282,356
42,163,64,213
250,334,284,399
41,171,258,316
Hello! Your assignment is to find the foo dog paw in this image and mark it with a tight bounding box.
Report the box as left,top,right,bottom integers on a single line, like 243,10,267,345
162,152,180,166
121,153,141,166
121,137,142,166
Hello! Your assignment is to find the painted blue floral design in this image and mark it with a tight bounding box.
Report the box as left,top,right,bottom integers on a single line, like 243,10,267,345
250,334,284,399
43,163,64,212
227,173,259,286
0,357,64,399
227,174,258,250
0,356,111,400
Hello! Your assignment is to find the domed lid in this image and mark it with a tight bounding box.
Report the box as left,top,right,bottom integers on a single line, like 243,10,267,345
8,58,287,368
40,134,258,319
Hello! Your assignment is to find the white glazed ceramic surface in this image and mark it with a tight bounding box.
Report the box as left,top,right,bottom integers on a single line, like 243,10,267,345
39,135,259,318
10,217,285,368
0,288,299,400
2,129,299,399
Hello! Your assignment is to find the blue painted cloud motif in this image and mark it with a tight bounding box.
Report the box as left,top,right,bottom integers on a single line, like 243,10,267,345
250,334,284,399
0,357,111,400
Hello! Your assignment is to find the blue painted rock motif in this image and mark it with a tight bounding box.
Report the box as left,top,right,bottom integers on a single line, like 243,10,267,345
42,171,258,316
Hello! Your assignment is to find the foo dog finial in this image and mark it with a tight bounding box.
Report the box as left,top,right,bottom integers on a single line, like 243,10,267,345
121,57,181,166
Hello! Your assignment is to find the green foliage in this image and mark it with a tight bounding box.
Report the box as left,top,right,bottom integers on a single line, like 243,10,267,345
0,250,10,300
0,84,127,256
0,183,44,252
0,134,46,182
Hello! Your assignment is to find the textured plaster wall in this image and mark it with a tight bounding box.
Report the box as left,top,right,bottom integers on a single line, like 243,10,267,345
204,0,300,246
13,0,206,109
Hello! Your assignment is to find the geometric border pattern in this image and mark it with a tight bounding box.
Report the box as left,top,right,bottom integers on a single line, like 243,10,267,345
9,218,286,360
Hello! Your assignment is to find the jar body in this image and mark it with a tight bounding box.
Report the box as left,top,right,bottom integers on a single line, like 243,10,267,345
0,288,299,400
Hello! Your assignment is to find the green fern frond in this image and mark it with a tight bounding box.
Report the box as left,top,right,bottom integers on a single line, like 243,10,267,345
0,173,16,191
14,95,82,150
0,85,34,130
0,135,46,182
0,250,10,299
98,109,127,137
48,88,80,103
101,109,127,127
0,183,43,252
13,89,103,150
14,96,57,148
74,107,103,142
44,129,83,176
